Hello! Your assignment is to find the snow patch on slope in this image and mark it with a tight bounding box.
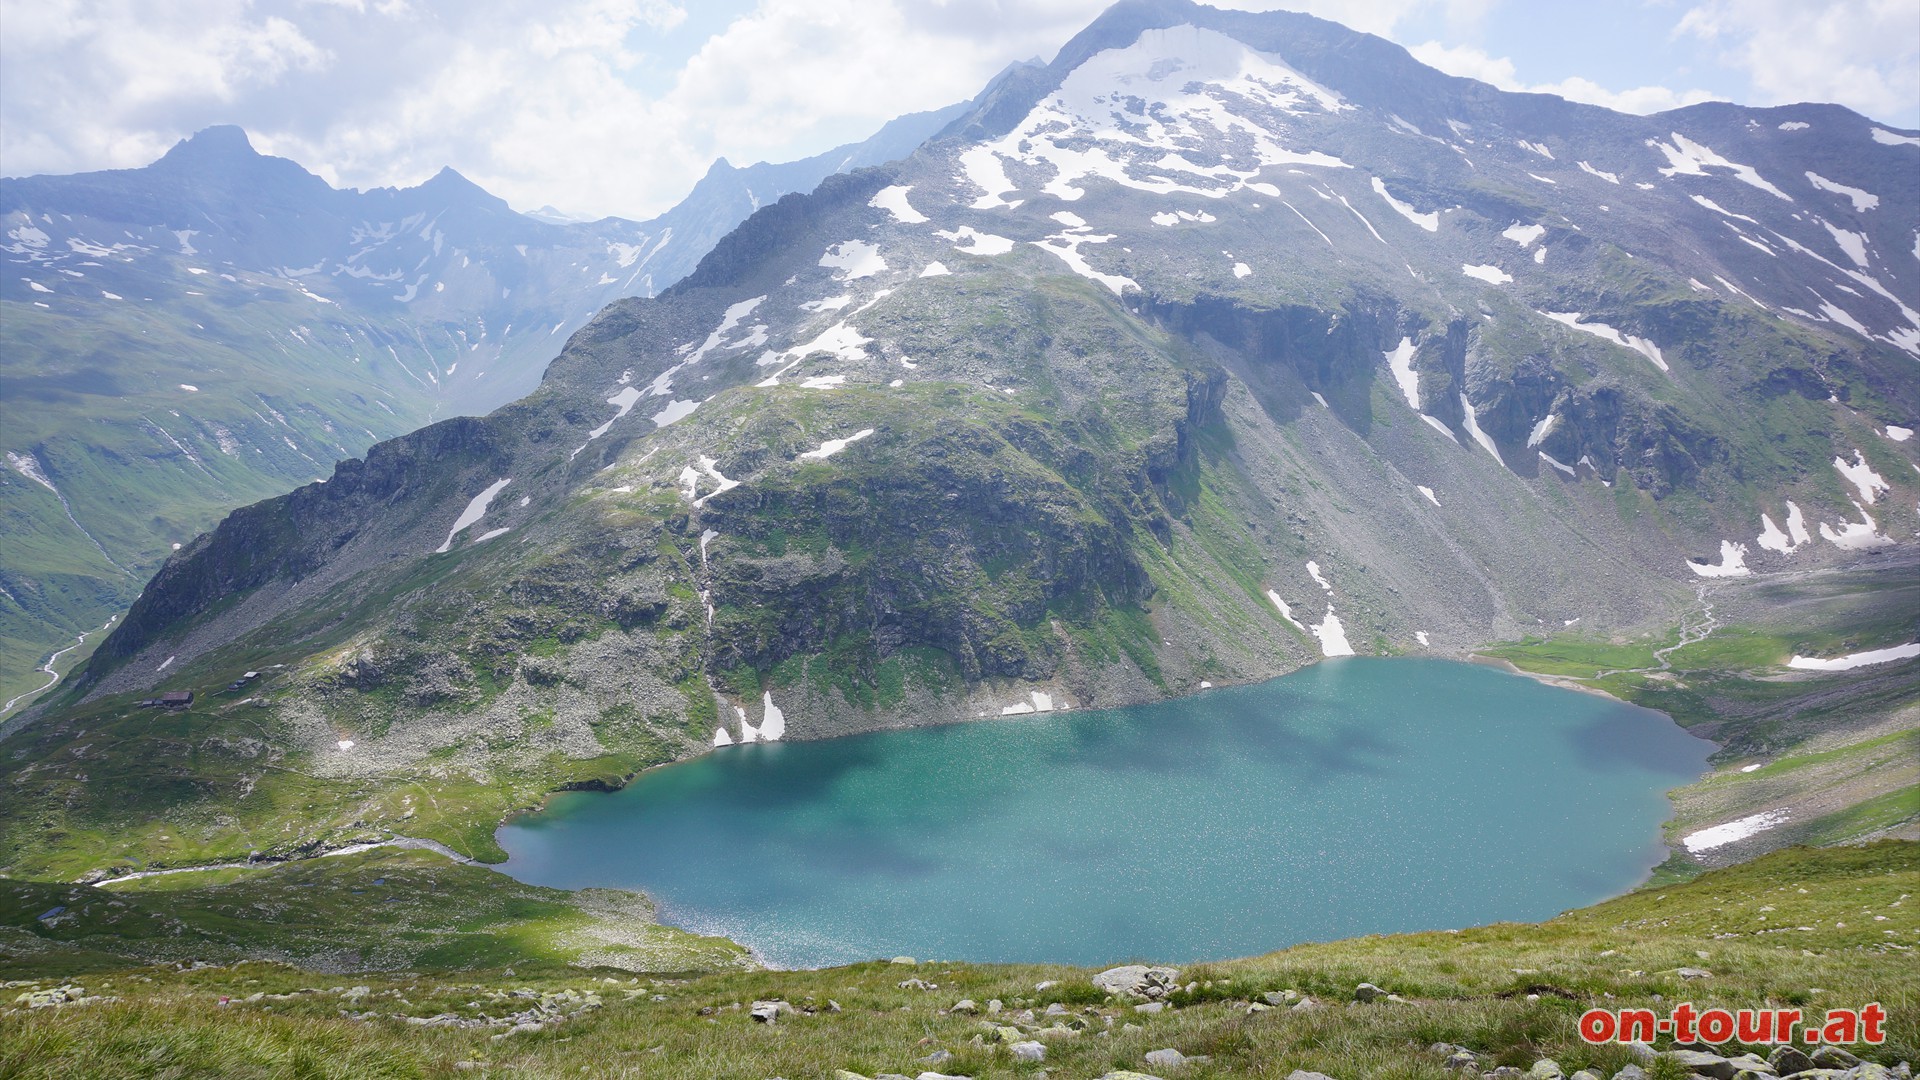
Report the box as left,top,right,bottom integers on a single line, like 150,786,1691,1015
1384,337,1420,411
1372,177,1437,231
1833,451,1888,503
798,428,876,460
869,185,929,224
1787,643,1920,671
819,240,887,281
1688,540,1751,578
1459,394,1504,465
1312,608,1355,657
1502,223,1545,247
1647,132,1792,199
937,226,1015,256
1805,172,1878,212
435,479,510,554
1684,810,1789,854
1542,312,1668,372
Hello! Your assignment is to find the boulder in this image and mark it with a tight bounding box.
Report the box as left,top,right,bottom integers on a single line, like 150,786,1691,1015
1665,1051,1738,1080
1613,1067,1648,1080
1531,1060,1566,1080
1572,1071,1604,1080
749,1000,792,1023
1009,1041,1046,1062
950,999,979,1015
1287,1072,1339,1080
1811,1050,1861,1071
1145,1049,1189,1070
1265,990,1301,1005
1676,968,1714,980
1135,1001,1167,1014
1770,1048,1816,1076
1353,983,1388,1003
1093,965,1182,999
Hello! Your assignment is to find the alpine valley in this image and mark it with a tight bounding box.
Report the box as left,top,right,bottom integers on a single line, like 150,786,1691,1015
0,105,964,711
2,3,1917,1077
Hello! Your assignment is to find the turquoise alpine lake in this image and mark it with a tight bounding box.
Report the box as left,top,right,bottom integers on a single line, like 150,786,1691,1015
496,658,1712,968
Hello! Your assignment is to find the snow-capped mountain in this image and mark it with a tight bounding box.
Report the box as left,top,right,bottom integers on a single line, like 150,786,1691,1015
0,110,962,710
9,0,1916,873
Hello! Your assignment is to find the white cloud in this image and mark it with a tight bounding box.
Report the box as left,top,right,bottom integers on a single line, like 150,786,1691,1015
1409,40,1721,114
8,0,1903,225
1674,0,1919,124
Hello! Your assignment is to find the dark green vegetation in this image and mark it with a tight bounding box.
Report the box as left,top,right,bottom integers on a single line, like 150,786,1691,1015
2,842,1913,1078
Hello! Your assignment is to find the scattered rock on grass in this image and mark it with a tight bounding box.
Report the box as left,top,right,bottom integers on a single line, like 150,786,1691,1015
1093,965,1181,999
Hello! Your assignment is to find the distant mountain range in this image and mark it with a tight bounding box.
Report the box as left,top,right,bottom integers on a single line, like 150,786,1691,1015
0,105,965,711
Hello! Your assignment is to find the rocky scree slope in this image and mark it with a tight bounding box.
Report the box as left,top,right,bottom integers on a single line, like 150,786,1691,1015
3,0,1917,879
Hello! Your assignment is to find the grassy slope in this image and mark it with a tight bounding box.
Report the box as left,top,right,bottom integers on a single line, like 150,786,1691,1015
0,849,746,980
0,284,453,709
1482,558,1920,870
0,842,1912,1079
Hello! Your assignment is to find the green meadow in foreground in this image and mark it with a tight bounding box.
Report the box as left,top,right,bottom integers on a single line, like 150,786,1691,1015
1,841,1913,1079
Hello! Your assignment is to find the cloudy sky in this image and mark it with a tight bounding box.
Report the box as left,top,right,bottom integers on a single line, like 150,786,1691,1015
3,0,1915,221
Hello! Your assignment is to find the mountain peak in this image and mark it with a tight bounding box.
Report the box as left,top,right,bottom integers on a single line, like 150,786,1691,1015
157,125,261,166
413,165,514,212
